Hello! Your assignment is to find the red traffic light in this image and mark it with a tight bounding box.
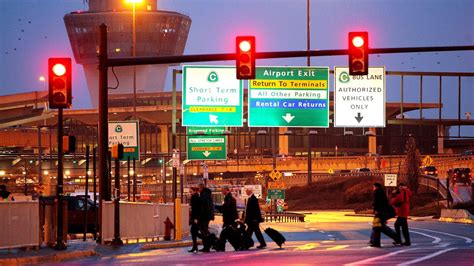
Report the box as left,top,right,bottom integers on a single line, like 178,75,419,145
348,32,368,75
236,36,256,79
48,58,72,109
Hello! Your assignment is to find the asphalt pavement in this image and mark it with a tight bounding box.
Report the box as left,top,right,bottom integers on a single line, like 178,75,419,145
48,212,474,265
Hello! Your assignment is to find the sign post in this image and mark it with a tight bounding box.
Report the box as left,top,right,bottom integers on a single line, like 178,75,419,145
248,66,329,127
334,67,386,127
182,66,243,127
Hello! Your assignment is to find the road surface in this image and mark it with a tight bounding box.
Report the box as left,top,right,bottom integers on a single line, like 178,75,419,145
55,212,474,265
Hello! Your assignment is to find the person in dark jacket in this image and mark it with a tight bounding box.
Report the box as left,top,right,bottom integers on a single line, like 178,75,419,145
370,183,399,248
243,188,266,249
222,186,238,228
0,185,14,201
188,187,201,253
391,182,412,246
198,183,214,252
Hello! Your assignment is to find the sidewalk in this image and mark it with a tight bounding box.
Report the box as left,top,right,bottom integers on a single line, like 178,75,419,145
0,238,195,265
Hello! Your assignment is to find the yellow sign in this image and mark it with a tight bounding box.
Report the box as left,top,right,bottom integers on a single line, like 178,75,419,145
269,170,282,181
328,168,334,174
423,155,433,166
268,181,286,189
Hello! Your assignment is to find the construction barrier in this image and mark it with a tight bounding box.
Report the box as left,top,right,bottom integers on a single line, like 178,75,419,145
0,201,40,249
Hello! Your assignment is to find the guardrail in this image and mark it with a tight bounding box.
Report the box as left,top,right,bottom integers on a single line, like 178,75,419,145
418,174,453,207
263,212,305,223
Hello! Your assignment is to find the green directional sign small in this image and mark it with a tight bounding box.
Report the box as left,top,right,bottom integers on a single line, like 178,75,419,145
268,189,285,200
248,66,329,127
182,66,243,127
187,127,227,160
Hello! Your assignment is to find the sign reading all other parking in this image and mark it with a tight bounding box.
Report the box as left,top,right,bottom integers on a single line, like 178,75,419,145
334,67,386,127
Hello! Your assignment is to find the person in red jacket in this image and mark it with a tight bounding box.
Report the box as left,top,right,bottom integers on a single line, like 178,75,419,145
391,182,412,246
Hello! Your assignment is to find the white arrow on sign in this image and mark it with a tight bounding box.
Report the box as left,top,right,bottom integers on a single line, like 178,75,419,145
203,151,211,157
282,113,295,123
209,114,219,124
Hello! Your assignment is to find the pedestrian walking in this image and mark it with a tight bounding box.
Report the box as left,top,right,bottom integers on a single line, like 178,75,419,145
198,183,214,252
188,187,201,253
391,182,412,246
0,185,14,201
243,188,266,249
370,183,399,248
222,186,238,228
217,186,240,251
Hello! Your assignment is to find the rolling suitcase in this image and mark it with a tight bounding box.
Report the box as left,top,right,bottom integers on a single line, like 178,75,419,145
236,222,254,250
263,227,286,248
220,225,243,251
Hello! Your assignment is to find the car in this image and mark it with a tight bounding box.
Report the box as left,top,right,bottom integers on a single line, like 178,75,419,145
353,168,371,173
447,168,472,186
336,169,351,176
421,165,438,176
40,195,98,234
461,150,473,156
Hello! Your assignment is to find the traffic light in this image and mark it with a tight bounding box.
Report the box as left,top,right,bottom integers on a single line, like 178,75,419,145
111,144,124,160
62,135,76,153
236,36,256,79
48,58,72,109
348,32,369,75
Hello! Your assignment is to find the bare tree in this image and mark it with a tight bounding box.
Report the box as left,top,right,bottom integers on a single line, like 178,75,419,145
404,135,421,193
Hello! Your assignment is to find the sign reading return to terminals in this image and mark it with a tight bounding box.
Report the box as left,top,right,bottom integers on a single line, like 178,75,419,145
108,121,139,161
186,127,227,160
248,66,329,127
182,66,243,127
334,67,386,127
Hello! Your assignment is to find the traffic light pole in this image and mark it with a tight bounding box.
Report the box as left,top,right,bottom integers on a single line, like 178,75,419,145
98,24,110,244
55,107,66,250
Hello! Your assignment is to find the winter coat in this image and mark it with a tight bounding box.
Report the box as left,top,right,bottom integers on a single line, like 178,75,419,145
391,187,412,218
244,194,263,224
373,186,396,222
222,192,238,227
199,188,215,222
189,193,201,225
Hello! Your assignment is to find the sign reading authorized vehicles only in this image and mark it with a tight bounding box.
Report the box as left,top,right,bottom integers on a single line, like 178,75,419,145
182,66,243,127
248,66,329,127
334,67,386,127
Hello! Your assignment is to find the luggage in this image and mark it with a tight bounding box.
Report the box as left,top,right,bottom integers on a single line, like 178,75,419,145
263,227,286,248
236,222,254,250
220,225,243,251
203,233,218,251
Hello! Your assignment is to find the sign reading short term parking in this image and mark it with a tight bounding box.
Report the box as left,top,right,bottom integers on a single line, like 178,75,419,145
334,67,386,127
182,66,243,127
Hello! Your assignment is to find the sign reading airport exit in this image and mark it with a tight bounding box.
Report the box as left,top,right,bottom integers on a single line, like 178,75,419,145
248,66,329,127
182,66,243,127
334,67,386,127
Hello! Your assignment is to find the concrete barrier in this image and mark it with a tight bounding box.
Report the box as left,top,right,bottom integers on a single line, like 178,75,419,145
101,202,189,243
0,201,40,249
440,208,473,219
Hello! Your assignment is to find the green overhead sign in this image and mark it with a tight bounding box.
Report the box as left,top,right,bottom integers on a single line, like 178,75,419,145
182,66,243,127
187,127,227,160
248,66,329,127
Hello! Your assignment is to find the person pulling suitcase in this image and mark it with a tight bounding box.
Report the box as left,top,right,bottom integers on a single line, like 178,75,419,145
243,188,267,249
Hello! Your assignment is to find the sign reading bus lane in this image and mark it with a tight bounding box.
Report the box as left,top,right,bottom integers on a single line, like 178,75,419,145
248,66,329,127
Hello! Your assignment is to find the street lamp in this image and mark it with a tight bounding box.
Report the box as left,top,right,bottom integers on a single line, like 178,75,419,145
125,0,143,119
39,76,46,90
307,130,318,185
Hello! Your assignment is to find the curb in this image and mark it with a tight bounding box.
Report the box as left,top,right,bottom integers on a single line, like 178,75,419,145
141,240,201,251
345,213,374,217
0,250,97,265
439,217,474,225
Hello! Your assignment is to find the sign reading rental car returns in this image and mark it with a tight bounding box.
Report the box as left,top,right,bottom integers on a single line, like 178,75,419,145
334,67,386,127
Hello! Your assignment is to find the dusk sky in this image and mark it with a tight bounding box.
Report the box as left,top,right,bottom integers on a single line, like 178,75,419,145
0,0,473,134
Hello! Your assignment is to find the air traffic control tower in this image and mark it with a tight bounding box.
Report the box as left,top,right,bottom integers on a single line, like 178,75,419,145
64,0,191,107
